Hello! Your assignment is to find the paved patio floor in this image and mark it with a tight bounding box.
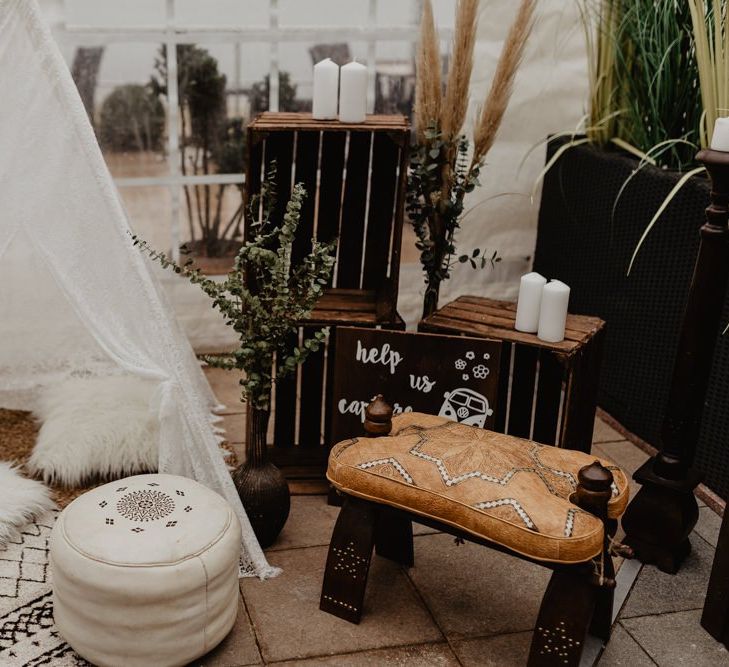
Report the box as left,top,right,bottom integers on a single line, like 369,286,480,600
201,368,729,666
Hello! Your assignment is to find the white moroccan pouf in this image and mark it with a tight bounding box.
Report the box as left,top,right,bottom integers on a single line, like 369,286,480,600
50,473,241,667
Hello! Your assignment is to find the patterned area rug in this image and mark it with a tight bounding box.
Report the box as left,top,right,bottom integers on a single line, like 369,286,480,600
0,512,88,666
0,408,239,666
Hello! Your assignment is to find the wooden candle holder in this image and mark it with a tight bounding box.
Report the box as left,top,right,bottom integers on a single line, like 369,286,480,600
622,148,729,573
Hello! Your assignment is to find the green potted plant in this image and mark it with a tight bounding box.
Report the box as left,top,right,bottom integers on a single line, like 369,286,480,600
151,45,247,268
133,167,336,547
534,0,729,497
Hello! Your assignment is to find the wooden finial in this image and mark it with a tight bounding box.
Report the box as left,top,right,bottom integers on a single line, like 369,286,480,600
573,460,614,521
364,394,393,437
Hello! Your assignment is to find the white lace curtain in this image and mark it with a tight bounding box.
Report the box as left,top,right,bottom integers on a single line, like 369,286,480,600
0,0,277,579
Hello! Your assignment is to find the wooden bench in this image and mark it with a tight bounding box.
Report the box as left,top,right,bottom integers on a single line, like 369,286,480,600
320,398,631,666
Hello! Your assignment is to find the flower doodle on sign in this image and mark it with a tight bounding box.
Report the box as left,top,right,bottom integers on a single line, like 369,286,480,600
473,364,489,379
466,351,475,360
455,359,466,370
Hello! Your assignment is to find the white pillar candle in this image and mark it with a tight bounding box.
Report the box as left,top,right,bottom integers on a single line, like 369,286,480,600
711,117,729,152
312,58,339,120
515,272,547,333
339,60,367,123
537,280,571,343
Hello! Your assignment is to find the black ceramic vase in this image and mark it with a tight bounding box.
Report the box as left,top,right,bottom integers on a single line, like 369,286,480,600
232,403,290,549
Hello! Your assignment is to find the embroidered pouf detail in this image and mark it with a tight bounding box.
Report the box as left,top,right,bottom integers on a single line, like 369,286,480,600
49,474,241,667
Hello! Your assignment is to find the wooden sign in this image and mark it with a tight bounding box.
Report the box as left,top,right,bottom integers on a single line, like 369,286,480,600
330,327,502,444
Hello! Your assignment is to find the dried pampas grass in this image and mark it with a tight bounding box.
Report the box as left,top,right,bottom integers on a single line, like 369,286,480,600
408,0,536,318
472,0,536,166
415,0,442,142
441,0,480,141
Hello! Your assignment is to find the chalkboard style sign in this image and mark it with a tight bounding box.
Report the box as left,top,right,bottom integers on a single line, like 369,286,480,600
330,327,502,445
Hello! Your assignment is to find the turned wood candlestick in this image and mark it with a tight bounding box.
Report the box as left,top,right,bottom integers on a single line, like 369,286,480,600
364,395,393,437
622,148,729,573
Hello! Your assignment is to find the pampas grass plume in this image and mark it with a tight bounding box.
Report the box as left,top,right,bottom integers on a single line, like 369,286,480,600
441,0,480,141
415,0,442,141
472,0,536,165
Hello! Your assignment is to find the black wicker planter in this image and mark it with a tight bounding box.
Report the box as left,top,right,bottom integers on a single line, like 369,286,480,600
534,136,729,500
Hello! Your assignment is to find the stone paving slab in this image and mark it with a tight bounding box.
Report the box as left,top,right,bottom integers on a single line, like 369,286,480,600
597,624,655,665
620,535,714,619
198,596,263,666
406,533,550,640
621,610,729,666
451,631,532,666
268,642,460,666
240,545,443,663
592,418,626,445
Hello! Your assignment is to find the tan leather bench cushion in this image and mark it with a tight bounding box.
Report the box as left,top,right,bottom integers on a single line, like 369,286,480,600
328,413,629,564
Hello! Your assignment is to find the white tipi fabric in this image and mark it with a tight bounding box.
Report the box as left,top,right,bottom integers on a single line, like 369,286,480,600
0,0,278,579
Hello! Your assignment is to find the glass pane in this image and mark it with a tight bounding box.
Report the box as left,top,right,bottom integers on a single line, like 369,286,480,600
119,186,173,255
279,0,368,27
179,182,244,273
172,43,269,175
278,41,368,112
374,41,415,116
65,0,165,27
174,0,269,27
376,0,417,26
67,42,169,179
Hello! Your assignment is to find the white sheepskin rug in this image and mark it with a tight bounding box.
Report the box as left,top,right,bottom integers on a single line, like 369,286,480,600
0,463,55,549
27,375,159,486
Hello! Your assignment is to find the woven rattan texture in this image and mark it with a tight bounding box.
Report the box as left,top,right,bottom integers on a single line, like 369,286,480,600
534,137,729,499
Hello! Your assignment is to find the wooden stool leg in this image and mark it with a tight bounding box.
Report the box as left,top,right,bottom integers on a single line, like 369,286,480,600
375,508,414,567
527,566,597,666
320,496,376,624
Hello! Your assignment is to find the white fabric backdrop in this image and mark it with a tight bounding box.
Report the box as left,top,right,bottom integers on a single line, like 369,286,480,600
0,0,275,579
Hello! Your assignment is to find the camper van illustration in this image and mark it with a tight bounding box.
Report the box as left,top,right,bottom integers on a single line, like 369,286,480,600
438,388,493,428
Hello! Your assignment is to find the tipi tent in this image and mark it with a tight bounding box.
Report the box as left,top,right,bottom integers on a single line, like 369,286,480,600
0,0,276,578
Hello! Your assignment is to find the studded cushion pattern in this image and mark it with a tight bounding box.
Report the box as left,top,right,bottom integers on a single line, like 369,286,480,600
328,413,629,564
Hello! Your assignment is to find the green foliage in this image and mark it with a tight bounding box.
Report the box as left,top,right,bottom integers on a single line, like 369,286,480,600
249,72,301,114
614,0,701,170
151,45,247,255
406,125,500,316
583,0,702,170
132,166,336,410
99,84,165,152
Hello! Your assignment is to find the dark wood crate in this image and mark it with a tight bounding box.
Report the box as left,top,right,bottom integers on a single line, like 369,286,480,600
245,112,410,324
419,295,605,453
269,314,406,487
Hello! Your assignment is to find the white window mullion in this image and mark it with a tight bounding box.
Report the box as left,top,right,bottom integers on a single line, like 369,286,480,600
165,0,181,261
366,0,377,113
269,0,280,112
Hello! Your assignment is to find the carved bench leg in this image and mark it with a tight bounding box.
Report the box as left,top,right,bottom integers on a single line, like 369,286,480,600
320,496,376,623
527,565,597,666
375,508,414,567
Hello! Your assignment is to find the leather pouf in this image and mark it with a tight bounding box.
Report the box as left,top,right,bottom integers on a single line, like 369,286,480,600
50,474,241,667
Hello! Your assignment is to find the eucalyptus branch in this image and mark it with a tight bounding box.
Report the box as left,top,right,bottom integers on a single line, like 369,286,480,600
133,167,336,411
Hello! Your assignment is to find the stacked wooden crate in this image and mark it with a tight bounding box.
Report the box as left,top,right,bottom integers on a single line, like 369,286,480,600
245,112,410,482
419,296,605,453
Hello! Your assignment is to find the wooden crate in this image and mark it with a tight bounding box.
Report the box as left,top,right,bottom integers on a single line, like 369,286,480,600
419,296,605,453
245,112,410,325
269,316,405,488
245,113,409,483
